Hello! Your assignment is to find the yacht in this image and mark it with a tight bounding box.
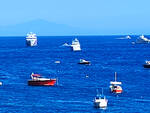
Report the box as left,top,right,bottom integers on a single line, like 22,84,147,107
136,35,150,44
143,61,150,68
26,32,37,46
110,72,123,94
94,89,108,108
71,38,81,51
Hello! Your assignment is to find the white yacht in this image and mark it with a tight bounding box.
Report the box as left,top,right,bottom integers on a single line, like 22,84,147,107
26,32,37,46
94,89,108,108
71,38,81,51
136,35,150,44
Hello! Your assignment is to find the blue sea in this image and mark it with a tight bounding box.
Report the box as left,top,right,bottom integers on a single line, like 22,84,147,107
0,36,150,113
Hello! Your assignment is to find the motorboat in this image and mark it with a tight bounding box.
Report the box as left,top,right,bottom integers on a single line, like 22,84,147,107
110,72,123,94
94,89,108,108
126,35,131,39
136,35,150,44
143,61,150,68
71,38,81,51
28,73,56,86
78,59,90,64
26,32,37,46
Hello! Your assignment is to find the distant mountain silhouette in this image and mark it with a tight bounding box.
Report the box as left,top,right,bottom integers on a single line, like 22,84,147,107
0,19,86,36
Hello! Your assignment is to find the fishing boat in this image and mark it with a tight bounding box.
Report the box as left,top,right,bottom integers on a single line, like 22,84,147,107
94,89,108,108
71,38,81,51
26,32,37,46
136,35,150,44
78,59,90,64
143,61,150,68
28,73,56,86
110,72,123,94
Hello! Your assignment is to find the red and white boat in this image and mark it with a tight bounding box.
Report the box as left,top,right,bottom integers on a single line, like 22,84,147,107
28,73,56,86
110,72,123,94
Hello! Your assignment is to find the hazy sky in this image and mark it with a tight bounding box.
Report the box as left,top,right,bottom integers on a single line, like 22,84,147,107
0,0,150,35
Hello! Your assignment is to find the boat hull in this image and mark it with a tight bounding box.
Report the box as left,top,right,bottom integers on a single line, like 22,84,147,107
26,39,37,46
113,89,123,93
78,62,90,64
143,64,150,68
28,79,56,86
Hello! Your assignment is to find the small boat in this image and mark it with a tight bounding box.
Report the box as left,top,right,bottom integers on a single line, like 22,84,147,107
26,32,37,46
55,61,61,64
28,73,56,86
126,35,131,39
110,72,123,94
71,38,81,51
0,82,2,86
143,61,150,68
136,35,150,44
78,59,90,64
94,89,108,108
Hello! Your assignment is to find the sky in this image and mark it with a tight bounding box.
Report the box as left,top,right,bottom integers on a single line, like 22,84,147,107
0,0,150,35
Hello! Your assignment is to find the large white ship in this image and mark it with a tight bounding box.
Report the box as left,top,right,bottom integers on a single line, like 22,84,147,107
71,38,81,51
26,32,37,46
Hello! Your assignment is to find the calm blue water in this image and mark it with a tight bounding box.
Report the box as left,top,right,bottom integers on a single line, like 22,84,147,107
0,36,150,113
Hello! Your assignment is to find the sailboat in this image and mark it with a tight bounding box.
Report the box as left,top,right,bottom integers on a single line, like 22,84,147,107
110,72,123,94
94,89,108,108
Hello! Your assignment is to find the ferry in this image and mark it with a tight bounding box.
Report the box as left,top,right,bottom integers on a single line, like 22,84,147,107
110,72,123,94
26,32,37,46
94,89,108,108
28,73,56,86
136,35,150,44
78,59,90,64
143,61,150,68
71,38,81,51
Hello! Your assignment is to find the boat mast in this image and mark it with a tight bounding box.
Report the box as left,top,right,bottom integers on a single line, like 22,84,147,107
115,72,117,81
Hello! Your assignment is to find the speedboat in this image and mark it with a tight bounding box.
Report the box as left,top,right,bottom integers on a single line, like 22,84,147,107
136,35,150,44
94,89,108,108
71,38,81,51
110,72,122,94
28,73,56,86
26,32,37,46
143,61,150,68
78,59,90,64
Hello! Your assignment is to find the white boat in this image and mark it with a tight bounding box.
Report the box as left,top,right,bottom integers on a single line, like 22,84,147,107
110,72,122,94
136,35,150,44
26,32,37,46
94,89,108,108
71,38,81,51
126,35,131,39
78,59,90,64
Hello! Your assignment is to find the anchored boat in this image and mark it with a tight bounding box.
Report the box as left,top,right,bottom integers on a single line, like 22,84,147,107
71,38,81,51
78,59,90,64
26,32,37,46
110,72,123,94
94,89,108,108
28,73,56,86
143,61,150,68
136,35,150,44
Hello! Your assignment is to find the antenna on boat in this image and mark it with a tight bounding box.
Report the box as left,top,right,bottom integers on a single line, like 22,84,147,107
102,88,103,95
115,72,117,81
56,77,58,86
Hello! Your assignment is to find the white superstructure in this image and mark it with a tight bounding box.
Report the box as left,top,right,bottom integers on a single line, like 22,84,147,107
94,89,108,108
26,32,37,46
136,35,150,44
71,38,81,51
